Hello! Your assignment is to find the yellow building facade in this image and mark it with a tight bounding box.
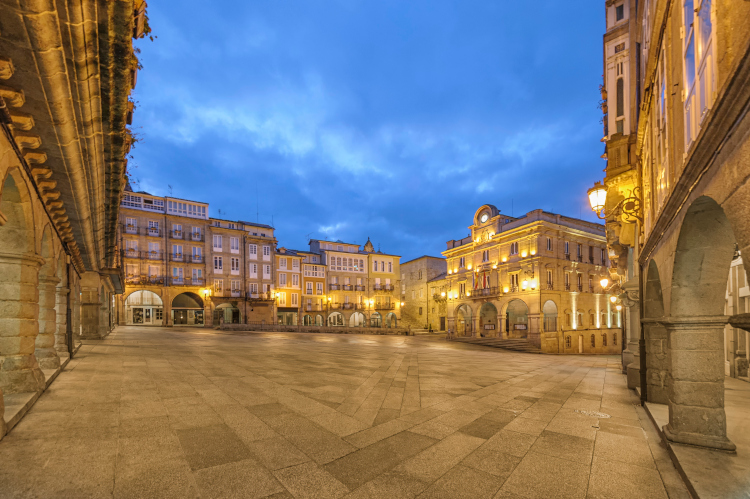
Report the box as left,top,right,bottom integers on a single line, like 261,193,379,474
274,248,302,325
297,250,327,325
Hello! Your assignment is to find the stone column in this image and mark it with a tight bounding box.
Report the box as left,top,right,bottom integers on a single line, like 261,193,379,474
625,301,641,389
527,312,541,347
663,316,736,451
80,272,108,339
35,275,61,370
54,285,70,357
0,252,46,394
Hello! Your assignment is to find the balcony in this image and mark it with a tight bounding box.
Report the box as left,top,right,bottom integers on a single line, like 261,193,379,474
509,285,519,293
191,255,203,264
170,253,184,262
231,290,241,297
383,284,394,291
564,253,571,260
355,303,367,310
247,292,274,301
191,232,204,242
192,278,205,286
374,302,395,310
170,230,184,240
577,284,583,292
330,303,341,310
565,283,571,291
354,285,365,291
146,228,161,237
342,284,353,291
305,304,322,312
125,275,165,286
122,249,140,259
471,286,500,298
329,284,341,290
124,224,138,235
122,250,166,261
577,255,583,263
342,303,353,310
546,283,554,290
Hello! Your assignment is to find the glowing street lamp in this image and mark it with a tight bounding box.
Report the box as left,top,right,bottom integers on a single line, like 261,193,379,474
600,278,609,289
587,181,608,216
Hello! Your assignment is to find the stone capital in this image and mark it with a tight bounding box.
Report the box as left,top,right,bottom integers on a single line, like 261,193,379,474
0,251,45,267
39,275,61,286
649,315,730,330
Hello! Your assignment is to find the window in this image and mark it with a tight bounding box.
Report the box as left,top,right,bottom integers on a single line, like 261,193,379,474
565,241,570,255
547,237,552,251
291,293,298,306
214,256,223,271
388,262,392,272
316,282,323,294
248,244,257,258
231,280,241,293
566,336,572,348
192,247,202,260
262,246,270,257
602,334,608,347
482,250,489,262
230,237,239,252
155,309,163,320
547,270,553,288
293,259,299,269
419,307,423,316
173,223,182,235
213,235,222,251
192,268,202,280
510,242,519,255
292,274,299,286
613,333,618,346
280,273,287,286
459,257,465,268
615,3,624,21
510,274,519,289
231,257,240,272
359,259,364,271
278,293,286,306
249,283,258,294
683,0,715,149
250,263,258,277
214,279,224,293
418,270,423,280
590,312,595,326
419,289,423,298
591,334,596,348
280,258,287,269
172,244,182,258
577,273,583,290
577,244,582,257
411,290,416,299
565,273,570,289
373,260,378,272
307,282,313,294
601,248,607,265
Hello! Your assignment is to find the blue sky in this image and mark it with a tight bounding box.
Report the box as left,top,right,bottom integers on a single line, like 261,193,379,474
130,0,605,262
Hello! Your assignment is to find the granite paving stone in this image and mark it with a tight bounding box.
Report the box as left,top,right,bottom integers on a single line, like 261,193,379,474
0,326,690,498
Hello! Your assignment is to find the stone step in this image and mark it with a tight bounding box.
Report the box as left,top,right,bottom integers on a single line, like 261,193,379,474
451,337,541,354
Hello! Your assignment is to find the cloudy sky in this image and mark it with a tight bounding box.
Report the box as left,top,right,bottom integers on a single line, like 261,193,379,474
130,0,606,262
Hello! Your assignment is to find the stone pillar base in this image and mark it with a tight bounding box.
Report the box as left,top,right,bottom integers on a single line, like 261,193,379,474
664,424,736,452
0,356,45,394
626,362,640,389
35,348,61,370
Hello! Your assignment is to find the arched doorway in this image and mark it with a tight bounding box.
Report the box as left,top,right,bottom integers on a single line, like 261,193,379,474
385,312,397,328
506,299,529,338
370,312,382,328
542,300,558,333
125,290,164,325
666,196,738,451
172,292,205,325
214,303,240,325
315,314,324,326
456,304,472,335
328,311,344,326
303,314,313,325
479,302,497,336
0,171,45,394
642,260,667,403
349,312,365,327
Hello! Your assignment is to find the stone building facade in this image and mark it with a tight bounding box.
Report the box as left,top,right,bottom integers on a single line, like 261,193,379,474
117,189,277,328
594,0,750,451
443,206,620,354
0,1,146,440
298,250,326,326
399,256,447,329
309,238,402,328
275,248,302,325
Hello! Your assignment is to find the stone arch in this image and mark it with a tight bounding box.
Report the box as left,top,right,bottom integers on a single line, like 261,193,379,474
125,290,165,325
479,302,498,335
214,302,240,325
506,299,529,338
349,311,365,327
0,169,45,393
665,195,737,451
542,300,558,332
172,292,203,309
455,304,473,335
54,249,68,355
303,314,313,325
385,312,397,328
328,311,344,327
174,292,206,326
315,314,324,326
36,226,61,370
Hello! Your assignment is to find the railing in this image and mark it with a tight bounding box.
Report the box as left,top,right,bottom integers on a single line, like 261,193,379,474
577,255,583,263
565,283,571,291
122,249,140,259
305,305,322,312
546,283,554,290
543,317,557,332
342,303,353,309
471,286,500,298
122,250,165,261
354,285,365,291
247,292,274,301
342,284,353,291
577,284,583,292
383,284,394,291
375,303,395,310
169,253,184,262
146,227,162,237
191,232,204,242
329,284,341,290
124,225,138,235
564,253,571,260
170,230,184,239
330,303,341,309
169,277,207,286
355,303,367,310
125,275,165,286
510,285,519,293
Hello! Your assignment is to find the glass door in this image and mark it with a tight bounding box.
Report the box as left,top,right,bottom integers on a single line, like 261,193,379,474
144,308,152,324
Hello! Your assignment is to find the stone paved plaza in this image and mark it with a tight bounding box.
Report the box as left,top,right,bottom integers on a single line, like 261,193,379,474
0,327,690,498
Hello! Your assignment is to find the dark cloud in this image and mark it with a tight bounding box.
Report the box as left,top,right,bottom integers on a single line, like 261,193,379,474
130,0,606,260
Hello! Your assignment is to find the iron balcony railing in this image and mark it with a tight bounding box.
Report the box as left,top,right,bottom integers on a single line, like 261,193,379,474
247,292,274,301
564,253,571,260
125,275,165,286
122,250,165,261
191,232,205,242
565,283,571,291
354,285,365,291
546,283,554,290
577,284,583,292
577,255,583,263
329,284,341,290
471,286,500,298
342,284,353,291
375,303,395,310
342,303,354,309
146,227,162,237
170,230,184,240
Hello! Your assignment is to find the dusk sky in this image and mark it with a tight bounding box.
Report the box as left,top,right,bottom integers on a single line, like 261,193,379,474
130,1,606,262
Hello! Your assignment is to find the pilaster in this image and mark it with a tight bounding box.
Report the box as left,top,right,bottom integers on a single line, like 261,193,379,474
35,275,61,370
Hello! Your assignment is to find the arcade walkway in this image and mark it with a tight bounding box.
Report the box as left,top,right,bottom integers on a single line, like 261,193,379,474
0,327,689,498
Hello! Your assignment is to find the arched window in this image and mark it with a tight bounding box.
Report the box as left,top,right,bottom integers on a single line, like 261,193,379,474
602,334,608,347
565,313,571,327
590,313,595,327
616,77,624,118
613,333,618,345
565,336,571,348
591,334,596,348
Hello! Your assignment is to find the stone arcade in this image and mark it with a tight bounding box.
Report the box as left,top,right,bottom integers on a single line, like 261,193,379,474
0,0,145,440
